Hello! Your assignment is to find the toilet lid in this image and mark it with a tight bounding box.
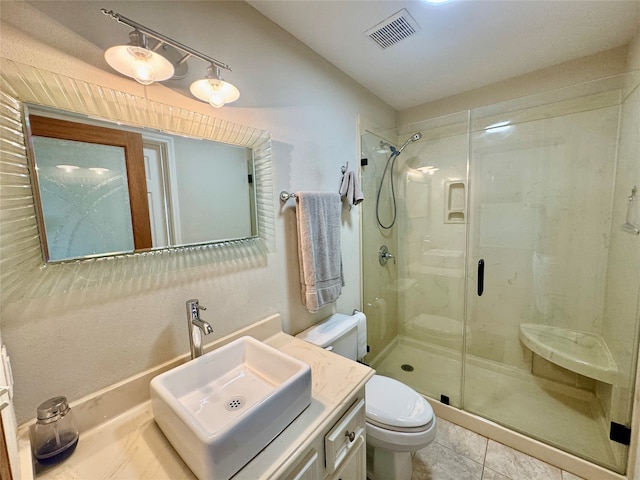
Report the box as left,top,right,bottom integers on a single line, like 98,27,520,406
365,375,434,430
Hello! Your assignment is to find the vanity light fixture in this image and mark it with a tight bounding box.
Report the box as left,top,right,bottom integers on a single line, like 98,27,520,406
101,9,239,107
190,64,240,109
104,29,175,85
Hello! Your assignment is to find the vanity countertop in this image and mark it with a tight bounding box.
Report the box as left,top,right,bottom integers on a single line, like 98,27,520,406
18,314,374,479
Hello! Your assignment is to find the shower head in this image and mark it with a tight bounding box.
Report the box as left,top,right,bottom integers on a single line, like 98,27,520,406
397,132,422,154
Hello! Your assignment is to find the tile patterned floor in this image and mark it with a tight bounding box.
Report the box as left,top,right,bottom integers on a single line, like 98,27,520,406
410,418,585,480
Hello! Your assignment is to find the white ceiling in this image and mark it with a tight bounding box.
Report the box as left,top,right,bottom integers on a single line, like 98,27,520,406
14,1,640,111
249,0,640,110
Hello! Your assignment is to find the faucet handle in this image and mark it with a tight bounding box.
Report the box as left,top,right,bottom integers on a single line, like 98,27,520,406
186,299,206,308
186,299,207,319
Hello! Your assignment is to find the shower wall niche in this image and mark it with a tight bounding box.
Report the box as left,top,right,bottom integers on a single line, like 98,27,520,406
444,180,466,223
361,72,640,476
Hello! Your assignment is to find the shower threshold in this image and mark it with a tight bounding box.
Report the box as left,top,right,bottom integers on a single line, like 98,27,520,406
519,323,618,384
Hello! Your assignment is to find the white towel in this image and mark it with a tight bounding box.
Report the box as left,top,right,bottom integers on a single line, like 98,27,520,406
296,192,344,313
339,171,364,208
352,311,368,359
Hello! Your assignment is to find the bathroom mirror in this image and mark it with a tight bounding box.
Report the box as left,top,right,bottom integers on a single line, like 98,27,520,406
25,105,258,263
0,58,274,304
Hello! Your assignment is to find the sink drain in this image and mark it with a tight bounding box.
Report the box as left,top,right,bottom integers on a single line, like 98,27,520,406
225,396,245,411
401,364,415,372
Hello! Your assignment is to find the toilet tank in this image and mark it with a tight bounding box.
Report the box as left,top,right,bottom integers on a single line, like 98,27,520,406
296,314,360,361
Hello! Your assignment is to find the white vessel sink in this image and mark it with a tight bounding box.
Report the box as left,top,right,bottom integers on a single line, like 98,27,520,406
150,336,312,479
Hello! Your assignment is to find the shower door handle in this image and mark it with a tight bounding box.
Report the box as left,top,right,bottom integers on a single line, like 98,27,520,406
477,259,485,296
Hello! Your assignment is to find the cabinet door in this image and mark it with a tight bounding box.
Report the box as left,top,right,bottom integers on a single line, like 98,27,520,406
328,435,365,480
325,398,365,474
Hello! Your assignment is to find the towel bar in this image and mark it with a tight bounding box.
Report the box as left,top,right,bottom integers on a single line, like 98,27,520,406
280,191,297,202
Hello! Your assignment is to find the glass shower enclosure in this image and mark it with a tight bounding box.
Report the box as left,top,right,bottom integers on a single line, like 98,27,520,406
361,72,640,474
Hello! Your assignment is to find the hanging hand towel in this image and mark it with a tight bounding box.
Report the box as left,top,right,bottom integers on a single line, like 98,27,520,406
339,171,364,209
296,192,344,313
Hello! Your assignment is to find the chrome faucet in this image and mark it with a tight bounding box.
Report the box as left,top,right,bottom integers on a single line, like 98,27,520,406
186,299,213,359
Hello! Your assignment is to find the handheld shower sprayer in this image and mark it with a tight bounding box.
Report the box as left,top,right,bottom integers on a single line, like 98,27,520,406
376,132,423,229
397,132,423,154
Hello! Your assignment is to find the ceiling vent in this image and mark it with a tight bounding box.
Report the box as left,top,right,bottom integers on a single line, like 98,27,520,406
365,9,421,49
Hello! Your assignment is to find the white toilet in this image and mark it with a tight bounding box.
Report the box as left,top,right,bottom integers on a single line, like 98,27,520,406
296,314,436,480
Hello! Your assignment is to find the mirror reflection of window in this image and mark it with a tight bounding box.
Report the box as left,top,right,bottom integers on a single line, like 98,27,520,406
31,137,135,261
28,115,152,262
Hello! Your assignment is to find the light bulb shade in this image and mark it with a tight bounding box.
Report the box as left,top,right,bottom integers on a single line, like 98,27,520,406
104,42,174,85
190,69,240,108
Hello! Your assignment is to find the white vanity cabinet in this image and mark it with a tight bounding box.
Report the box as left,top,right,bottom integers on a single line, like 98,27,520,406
19,317,374,480
283,394,366,480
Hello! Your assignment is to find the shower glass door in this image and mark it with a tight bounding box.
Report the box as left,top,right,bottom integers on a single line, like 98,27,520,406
464,76,640,473
361,131,401,369
361,112,469,407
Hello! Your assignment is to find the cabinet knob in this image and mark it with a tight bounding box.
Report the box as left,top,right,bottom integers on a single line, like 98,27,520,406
345,430,355,442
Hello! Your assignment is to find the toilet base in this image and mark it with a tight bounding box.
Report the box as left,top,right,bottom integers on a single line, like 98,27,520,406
366,444,412,480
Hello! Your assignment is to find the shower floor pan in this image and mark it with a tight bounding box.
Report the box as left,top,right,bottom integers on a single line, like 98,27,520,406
371,335,619,471
519,323,617,384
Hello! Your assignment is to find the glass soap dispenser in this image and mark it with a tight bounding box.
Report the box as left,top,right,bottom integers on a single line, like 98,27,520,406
31,396,79,465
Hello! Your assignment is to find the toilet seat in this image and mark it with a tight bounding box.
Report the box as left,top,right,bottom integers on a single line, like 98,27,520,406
365,375,433,431
367,416,434,433
366,418,437,452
